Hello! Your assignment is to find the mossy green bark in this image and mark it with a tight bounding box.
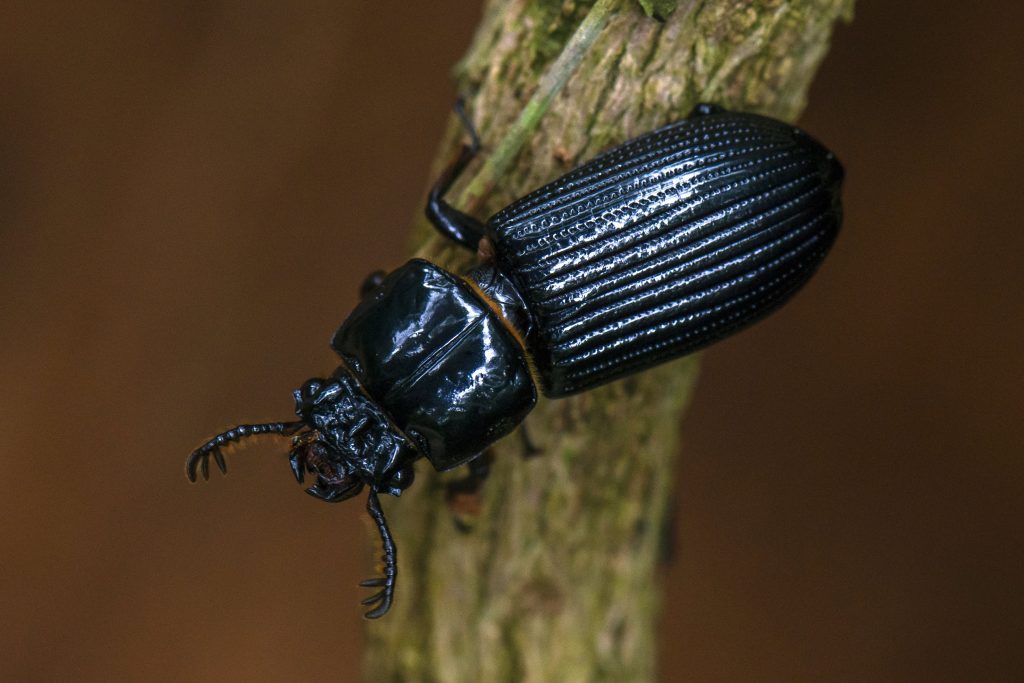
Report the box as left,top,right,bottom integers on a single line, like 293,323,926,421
365,1,852,680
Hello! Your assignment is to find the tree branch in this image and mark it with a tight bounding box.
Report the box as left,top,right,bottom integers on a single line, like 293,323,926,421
366,1,852,680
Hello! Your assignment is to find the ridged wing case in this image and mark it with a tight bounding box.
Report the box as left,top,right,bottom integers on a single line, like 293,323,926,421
486,108,843,397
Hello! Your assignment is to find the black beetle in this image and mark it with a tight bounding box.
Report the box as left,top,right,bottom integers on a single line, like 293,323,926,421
187,102,843,618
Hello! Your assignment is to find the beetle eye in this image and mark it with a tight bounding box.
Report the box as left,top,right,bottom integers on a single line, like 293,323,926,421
294,378,327,416
300,379,323,401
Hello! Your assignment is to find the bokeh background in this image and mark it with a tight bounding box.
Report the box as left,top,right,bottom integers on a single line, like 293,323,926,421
2,2,1021,680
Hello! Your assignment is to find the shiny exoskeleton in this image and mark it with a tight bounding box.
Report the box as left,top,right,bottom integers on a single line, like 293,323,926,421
187,102,844,618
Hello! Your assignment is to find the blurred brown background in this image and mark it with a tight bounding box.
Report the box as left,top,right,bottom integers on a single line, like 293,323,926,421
1,2,1021,680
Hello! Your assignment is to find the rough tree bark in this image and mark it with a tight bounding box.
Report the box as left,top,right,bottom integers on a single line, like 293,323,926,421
365,1,852,681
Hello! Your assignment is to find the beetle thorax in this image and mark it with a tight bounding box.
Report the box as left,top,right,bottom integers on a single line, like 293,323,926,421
293,370,418,496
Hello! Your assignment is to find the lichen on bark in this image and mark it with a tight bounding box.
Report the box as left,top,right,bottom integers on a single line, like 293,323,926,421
365,1,852,681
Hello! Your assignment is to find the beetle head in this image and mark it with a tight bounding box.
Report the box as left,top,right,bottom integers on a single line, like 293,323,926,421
291,371,417,500
187,369,413,619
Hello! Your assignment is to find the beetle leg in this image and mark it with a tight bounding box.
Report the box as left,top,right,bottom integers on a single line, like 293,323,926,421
360,490,397,619
518,422,542,459
425,99,486,251
446,452,495,533
446,450,494,498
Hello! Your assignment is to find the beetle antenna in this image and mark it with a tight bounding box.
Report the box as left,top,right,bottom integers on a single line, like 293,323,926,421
359,489,397,619
186,421,305,482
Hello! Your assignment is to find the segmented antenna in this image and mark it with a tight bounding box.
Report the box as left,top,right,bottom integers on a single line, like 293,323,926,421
361,490,397,619
186,421,305,482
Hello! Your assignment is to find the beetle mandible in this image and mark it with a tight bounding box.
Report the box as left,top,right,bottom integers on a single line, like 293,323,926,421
186,102,844,618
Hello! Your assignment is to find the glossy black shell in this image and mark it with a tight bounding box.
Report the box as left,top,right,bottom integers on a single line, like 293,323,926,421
487,108,843,397
331,260,537,471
